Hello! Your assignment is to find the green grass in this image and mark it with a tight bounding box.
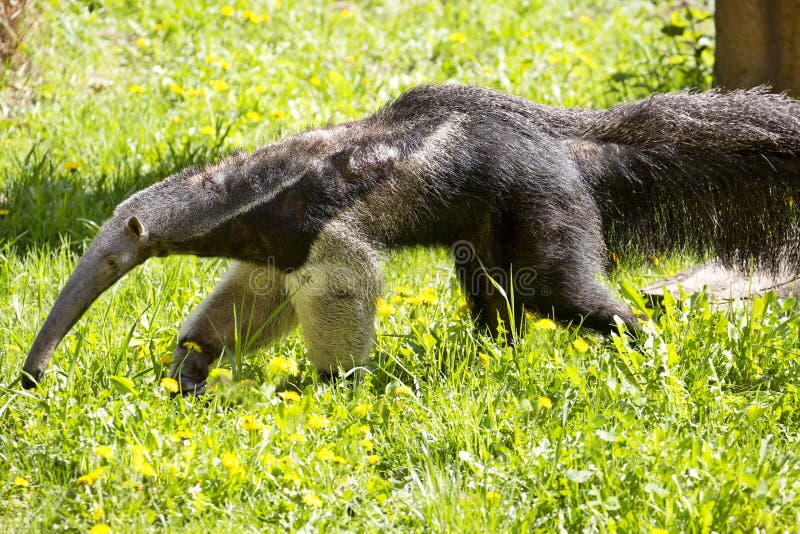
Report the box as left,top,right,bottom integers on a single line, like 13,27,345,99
3,0,800,532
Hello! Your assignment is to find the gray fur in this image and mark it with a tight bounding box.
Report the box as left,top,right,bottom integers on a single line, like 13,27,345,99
21,84,800,392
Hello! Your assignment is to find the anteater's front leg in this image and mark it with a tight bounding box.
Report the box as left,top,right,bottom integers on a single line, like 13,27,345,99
287,223,382,376
170,261,297,394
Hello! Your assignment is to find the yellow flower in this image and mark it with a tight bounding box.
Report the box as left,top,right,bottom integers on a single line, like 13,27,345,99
157,354,172,365
129,85,147,94
64,161,80,170
316,448,336,461
288,432,305,442
280,390,301,402
449,32,467,43
132,446,156,477
208,368,232,381
160,377,179,393
209,79,229,92
154,23,162,31
339,8,353,17
533,318,557,331
352,403,371,417
94,445,113,460
169,430,194,442
651,529,669,534
486,491,501,502
395,285,413,297
185,88,207,97
419,287,437,305
366,455,381,465
245,111,261,122
199,126,215,136
220,5,234,16
267,356,300,377
309,76,321,87
135,38,148,47
394,385,413,398
243,10,265,23
302,492,323,507
76,466,106,486
255,84,267,93
221,452,244,476
537,396,552,410
182,340,202,353
478,352,490,365
579,15,591,24
91,504,104,520
359,439,374,452
376,297,396,319
219,60,231,70
306,414,330,430
282,472,301,485
240,415,266,431
0,209,9,216
13,477,29,487
89,525,111,534
270,108,286,119
205,55,219,64
572,337,589,353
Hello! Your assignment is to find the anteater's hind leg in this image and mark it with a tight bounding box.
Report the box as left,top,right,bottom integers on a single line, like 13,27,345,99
170,261,297,394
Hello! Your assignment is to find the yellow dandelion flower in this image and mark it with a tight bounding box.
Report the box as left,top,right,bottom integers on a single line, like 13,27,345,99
255,84,267,93
182,340,202,353
130,85,147,94
395,285,413,297
209,79,229,92
245,111,261,122
309,76,321,87
154,23,162,31
260,453,277,466
157,354,172,365
185,88,207,97
267,356,300,377
288,432,305,443
64,161,80,170
419,287,437,305
651,529,669,534
221,452,244,476
199,126,215,136
135,38,148,47
13,477,29,487
0,209,9,216
537,396,552,410
91,504,104,521
478,352,490,365
579,15,591,24
76,466,106,486
240,415,266,431
94,445,113,460
274,0,282,7
220,5,234,16
132,446,156,477
352,403,371,417
270,108,286,119
486,491,501,502
205,55,219,64
394,385,413,398
533,318,557,331
367,455,381,465
160,377,179,393
316,448,336,461
259,14,269,22
169,430,194,442
88,525,111,534
358,424,370,434
359,439,374,452
449,32,467,43
339,8,353,17
391,295,404,304
219,60,231,70
572,337,589,353
278,456,293,468
282,472,301,485
280,390,301,402
376,297,396,319
306,414,330,430
243,10,262,24
302,492,323,507
208,368,232,381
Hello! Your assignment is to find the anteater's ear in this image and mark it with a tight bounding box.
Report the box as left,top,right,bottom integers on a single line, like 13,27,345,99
329,146,357,178
126,215,148,242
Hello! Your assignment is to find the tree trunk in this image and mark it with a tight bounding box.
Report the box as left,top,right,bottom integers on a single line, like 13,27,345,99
715,0,800,96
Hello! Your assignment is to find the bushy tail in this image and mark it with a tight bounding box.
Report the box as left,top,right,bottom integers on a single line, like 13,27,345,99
571,88,800,273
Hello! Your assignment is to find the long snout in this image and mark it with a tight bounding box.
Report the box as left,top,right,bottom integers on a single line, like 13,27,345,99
21,251,137,389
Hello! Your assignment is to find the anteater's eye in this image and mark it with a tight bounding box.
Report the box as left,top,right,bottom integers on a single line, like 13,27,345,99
105,256,119,270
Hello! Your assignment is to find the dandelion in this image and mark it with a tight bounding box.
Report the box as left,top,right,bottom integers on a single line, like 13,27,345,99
357,424,370,434
64,161,81,170
306,414,330,430
255,84,267,93
154,23,162,31
270,108,286,120
352,403,371,417
394,385,413,398
267,356,299,377
130,85,147,94
449,32,467,43
221,452,244,476
280,390,301,402
579,15,591,24
419,287,437,305
537,396,552,410
651,529,669,534
303,492,323,507
208,368,232,381
367,455,381,465
309,76,321,87
205,55,219,64
288,432,305,443
182,340,202,353
339,8,353,17
185,88,207,97
243,10,266,24
209,79,229,92
219,60,231,70
157,354,172,365
89,524,111,534
0,209,9,216
316,448,336,461
359,439,374,452
478,352,490,365
76,466,107,486
533,318,557,331
160,377,179,393
282,472,301,485
572,337,589,353
94,445,113,460
91,504,104,520
132,446,156,477
376,297,395,319
169,430,194,442
486,491,501,502
220,5,234,16
135,38,148,47
245,111,261,122
199,126,215,136
240,415,266,431
13,477,29,487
